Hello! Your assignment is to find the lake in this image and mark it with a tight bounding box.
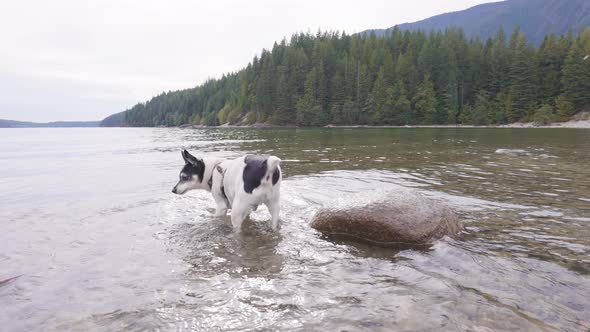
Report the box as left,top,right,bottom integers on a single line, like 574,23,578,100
1,128,589,331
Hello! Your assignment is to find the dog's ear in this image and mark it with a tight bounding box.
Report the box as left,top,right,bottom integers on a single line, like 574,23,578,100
182,149,201,165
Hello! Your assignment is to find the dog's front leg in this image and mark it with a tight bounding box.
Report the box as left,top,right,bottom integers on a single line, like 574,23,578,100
230,200,250,232
211,188,228,217
214,203,228,217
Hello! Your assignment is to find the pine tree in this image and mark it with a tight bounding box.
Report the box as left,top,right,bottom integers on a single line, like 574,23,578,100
538,34,566,104
296,69,318,126
561,30,590,111
493,91,511,124
381,80,411,125
360,94,375,125
330,103,343,125
413,74,437,124
330,71,346,108
507,28,535,121
371,69,388,118
342,97,358,124
555,95,575,121
487,28,509,95
393,93,411,126
471,92,490,126
443,71,459,124
271,66,292,125
533,104,555,125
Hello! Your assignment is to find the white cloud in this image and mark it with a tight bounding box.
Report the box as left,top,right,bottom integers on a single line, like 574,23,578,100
0,0,494,122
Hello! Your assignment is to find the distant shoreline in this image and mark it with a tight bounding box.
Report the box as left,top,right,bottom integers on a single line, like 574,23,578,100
172,118,590,130
325,120,590,129
0,119,100,128
4,119,589,129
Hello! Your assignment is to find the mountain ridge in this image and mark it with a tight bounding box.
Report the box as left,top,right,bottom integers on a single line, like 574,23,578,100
362,0,590,46
0,119,100,128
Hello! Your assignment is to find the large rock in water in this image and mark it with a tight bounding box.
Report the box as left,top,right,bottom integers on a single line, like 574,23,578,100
310,189,462,245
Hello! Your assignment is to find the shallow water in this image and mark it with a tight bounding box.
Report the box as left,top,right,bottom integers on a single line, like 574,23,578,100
1,128,589,331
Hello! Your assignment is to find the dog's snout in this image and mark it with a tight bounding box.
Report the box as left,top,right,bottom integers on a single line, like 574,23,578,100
172,187,177,194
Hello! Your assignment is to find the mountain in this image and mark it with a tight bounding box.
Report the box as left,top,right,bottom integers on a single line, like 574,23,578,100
363,0,590,46
0,119,100,128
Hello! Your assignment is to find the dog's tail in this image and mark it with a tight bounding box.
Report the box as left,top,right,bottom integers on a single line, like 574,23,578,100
267,156,281,172
264,156,281,184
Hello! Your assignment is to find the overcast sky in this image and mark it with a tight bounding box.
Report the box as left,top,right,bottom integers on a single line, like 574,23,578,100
0,0,494,122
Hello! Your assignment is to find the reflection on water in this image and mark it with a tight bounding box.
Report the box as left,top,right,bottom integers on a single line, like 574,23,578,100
0,127,589,331
170,219,285,278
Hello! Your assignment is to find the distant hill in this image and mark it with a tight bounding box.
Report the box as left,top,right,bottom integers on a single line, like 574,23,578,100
362,0,590,46
0,119,100,128
99,111,126,127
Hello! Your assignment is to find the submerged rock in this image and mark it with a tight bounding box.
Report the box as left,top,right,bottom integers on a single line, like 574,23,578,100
310,189,461,245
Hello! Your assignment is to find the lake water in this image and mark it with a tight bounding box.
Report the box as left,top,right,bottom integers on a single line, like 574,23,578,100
1,128,589,331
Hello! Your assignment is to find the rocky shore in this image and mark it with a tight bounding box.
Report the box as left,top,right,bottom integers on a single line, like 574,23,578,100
175,113,590,129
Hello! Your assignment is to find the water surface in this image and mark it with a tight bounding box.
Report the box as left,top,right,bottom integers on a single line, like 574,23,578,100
1,128,589,331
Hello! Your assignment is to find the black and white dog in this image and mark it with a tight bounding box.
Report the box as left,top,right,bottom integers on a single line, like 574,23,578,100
172,150,282,231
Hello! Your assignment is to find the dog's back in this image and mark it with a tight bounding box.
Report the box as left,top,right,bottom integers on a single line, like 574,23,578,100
242,155,281,193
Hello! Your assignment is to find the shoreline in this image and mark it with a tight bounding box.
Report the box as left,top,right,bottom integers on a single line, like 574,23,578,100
325,119,590,129
175,118,590,129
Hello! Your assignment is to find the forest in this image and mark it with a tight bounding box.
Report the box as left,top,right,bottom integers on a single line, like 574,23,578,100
112,27,590,127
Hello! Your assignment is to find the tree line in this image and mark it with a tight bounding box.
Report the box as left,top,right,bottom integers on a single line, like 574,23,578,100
119,27,590,127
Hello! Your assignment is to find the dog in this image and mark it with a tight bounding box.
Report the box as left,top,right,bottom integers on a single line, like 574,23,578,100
172,150,282,231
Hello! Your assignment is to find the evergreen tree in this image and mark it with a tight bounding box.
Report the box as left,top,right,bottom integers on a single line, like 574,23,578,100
561,30,590,110
381,80,411,125
533,104,555,125
538,34,566,104
493,91,511,124
413,75,437,124
330,103,343,125
487,28,510,95
443,71,459,124
471,92,491,126
271,66,292,125
342,97,358,124
507,29,535,121
360,93,375,125
555,95,575,121
372,69,388,114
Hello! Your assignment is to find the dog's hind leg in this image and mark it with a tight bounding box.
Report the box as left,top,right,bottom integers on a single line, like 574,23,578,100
266,196,280,231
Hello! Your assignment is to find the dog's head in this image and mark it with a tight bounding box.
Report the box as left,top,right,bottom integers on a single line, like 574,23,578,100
172,149,206,195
